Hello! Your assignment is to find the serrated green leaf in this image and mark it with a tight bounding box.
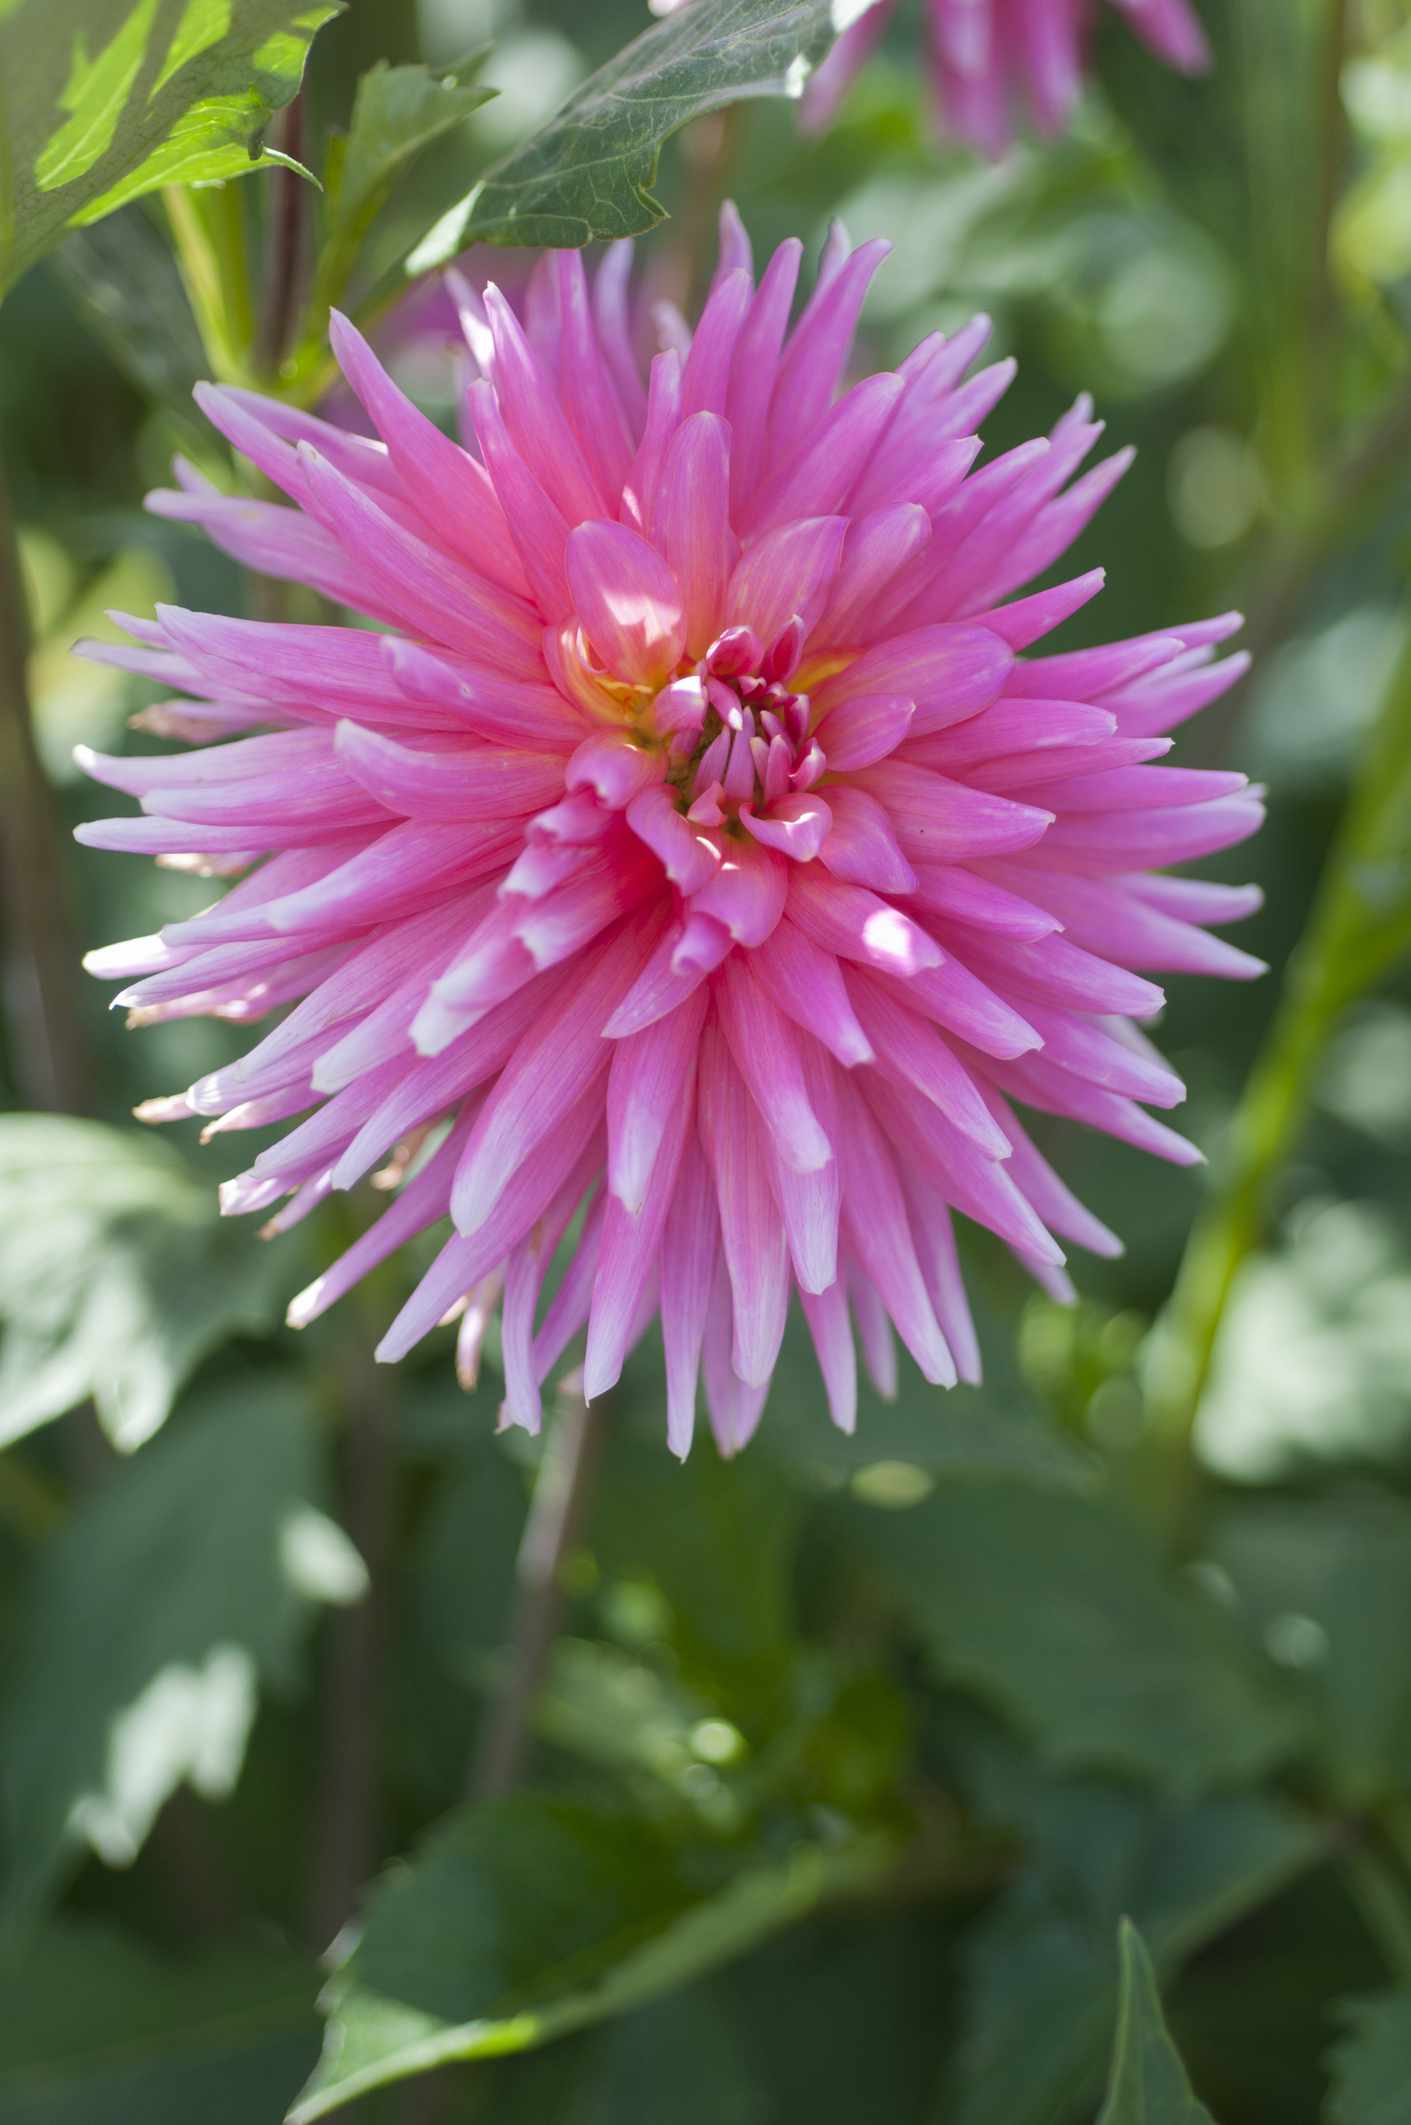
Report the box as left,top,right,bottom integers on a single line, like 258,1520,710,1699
0,1116,283,1451
406,0,867,264
1097,1922,1218,2125
1326,1991,1411,2125
942,1786,1322,2125
0,1920,319,2124
0,0,342,296
0,1381,361,1916
290,1794,899,2119
848,1481,1304,1796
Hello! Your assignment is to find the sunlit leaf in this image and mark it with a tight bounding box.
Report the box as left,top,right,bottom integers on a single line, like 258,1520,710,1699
0,1380,363,1915
0,0,342,296
407,0,869,264
0,1116,283,1451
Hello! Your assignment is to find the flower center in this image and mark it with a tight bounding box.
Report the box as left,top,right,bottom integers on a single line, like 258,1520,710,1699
650,621,826,824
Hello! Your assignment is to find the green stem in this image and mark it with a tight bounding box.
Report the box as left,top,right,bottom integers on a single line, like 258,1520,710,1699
1140,629,1411,1536
256,96,311,384
164,183,255,385
471,1391,606,1802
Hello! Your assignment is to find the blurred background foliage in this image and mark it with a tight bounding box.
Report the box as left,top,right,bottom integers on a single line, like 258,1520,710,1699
4,0,1411,2119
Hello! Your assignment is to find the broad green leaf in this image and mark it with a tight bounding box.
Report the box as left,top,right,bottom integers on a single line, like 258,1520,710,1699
847,1480,1304,1796
407,0,872,264
1097,1922,1218,2125
313,53,495,312
942,1784,1322,2125
0,0,341,296
290,1794,899,2119
0,1115,283,1451
0,1920,319,2124
1327,1992,1411,2125
1210,1494,1411,1811
592,1419,800,1730
494,1989,767,2125
0,1381,364,1916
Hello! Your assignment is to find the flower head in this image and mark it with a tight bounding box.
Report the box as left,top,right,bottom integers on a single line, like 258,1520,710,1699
654,0,1212,154
79,210,1261,1455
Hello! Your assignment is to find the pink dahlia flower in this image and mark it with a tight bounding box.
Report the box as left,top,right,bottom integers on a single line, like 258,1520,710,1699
79,211,1262,1456
653,0,1211,155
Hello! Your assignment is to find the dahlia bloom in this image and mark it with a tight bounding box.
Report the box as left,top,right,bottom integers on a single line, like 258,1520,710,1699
79,211,1262,1456
653,0,1211,155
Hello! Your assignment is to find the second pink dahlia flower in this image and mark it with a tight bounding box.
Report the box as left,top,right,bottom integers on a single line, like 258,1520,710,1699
80,209,1261,1455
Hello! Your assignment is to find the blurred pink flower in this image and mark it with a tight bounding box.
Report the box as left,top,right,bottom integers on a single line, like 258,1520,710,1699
79,211,1260,1455
655,0,1211,155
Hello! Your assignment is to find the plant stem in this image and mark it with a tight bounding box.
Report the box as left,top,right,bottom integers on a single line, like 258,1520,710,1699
677,104,749,309
0,446,92,1113
470,1391,606,1802
1309,0,1350,438
257,96,311,383
1140,627,1411,1538
164,183,256,385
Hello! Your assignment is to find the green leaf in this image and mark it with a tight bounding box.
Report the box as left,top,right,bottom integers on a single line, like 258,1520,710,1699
1210,1494,1411,1811
1327,1991,1411,2125
0,1380,364,1916
1097,1921,1218,2125
757,1300,1096,1487
0,0,342,297
406,0,868,264
494,1989,767,2125
848,1480,1304,1796
592,1420,800,1730
942,1782,1322,2125
46,205,206,412
0,1115,283,1452
290,1794,899,2119
314,52,494,309
0,1920,319,2124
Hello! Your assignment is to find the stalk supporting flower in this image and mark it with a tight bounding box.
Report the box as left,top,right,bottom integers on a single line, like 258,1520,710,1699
77,209,1262,1456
